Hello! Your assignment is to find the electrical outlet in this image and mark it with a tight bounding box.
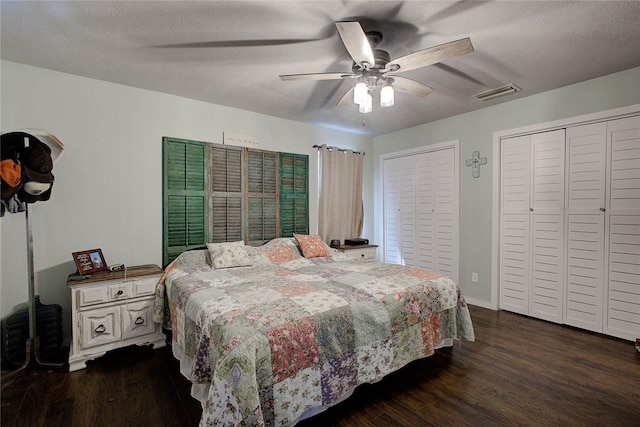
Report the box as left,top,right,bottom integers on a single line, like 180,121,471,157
472,272,478,283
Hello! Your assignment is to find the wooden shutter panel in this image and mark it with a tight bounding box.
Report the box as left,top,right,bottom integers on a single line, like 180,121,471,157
280,153,309,236
164,140,310,261
210,145,243,243
163,138,207,266
247,150,278,244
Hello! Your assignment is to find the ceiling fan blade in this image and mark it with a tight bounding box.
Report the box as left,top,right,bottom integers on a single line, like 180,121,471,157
389,76,435,97
335,21,375,68
280,72,355,81
336,87,355,107
385,37,473,73
155,38,324,49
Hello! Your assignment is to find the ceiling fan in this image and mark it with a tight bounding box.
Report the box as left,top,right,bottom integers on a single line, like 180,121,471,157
279,21,473,112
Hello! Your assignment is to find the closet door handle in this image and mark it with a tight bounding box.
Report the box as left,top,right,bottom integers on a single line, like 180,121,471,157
94,324,106,334
600,207,606,212
530,208,534,212
134,316,145,325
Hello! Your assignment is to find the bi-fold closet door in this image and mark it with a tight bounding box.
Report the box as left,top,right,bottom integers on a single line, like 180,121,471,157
562,117,640,339
500,115,640,341
605,118,640,339
565,117,640,339
564,122,607,332
383,147,458,285
499,129,566,323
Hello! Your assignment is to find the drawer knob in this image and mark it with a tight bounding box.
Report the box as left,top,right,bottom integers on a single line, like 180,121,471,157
116,290,124,296
134,316,145,325
94,324,106,334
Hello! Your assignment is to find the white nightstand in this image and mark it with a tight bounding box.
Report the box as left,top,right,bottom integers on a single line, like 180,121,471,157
67,264,166,371
336,244,378,260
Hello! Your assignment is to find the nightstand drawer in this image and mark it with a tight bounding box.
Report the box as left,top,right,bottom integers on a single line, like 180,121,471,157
79,306,121,350
78,286,109,307
338,244,378,260
122,300,155,339
133,277,158,297
77,281,136,307
108,282,133,301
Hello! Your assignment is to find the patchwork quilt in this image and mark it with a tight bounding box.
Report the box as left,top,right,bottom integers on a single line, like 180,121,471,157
156,238,475,427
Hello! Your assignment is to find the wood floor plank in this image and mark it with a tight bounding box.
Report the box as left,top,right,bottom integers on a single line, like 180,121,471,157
2,306,639,427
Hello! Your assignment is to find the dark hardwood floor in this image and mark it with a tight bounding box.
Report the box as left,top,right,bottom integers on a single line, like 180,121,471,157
2,306,639,427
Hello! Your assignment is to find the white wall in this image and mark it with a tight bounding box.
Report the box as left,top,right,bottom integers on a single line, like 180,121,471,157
0,61,373,339
3,61,638,342
373,66,640,308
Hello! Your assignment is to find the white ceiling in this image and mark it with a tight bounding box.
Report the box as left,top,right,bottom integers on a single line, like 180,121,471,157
2,1,639,137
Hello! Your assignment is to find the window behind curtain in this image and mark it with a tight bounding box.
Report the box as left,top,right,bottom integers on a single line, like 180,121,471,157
163,137,309,265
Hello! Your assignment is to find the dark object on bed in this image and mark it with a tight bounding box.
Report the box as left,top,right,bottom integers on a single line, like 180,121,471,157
344,238,369,245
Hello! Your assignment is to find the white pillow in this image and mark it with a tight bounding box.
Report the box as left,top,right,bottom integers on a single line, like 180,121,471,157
206,241,252,269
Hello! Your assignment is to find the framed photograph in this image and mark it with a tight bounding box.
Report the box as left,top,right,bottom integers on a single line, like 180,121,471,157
72,248,108,275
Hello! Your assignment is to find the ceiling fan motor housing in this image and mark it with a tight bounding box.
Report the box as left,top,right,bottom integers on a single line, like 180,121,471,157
352,48,391,89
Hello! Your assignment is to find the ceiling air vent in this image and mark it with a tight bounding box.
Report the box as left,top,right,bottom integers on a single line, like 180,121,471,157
474,83,521,101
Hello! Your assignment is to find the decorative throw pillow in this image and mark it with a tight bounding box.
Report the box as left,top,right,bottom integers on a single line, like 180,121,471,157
266,245,301,264
206,241,252,269
293,233,331,258
256,238,303,263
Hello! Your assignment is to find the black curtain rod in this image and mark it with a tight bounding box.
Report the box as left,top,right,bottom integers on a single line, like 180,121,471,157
312,144,365,156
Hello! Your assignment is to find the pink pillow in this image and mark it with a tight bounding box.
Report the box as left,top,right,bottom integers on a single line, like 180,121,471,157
293,234,331,258
267,246,300,264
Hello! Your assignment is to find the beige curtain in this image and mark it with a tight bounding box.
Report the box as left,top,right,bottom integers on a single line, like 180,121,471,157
317,144,364,244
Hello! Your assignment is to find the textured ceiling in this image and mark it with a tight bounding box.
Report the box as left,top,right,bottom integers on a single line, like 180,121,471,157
2,1,639,136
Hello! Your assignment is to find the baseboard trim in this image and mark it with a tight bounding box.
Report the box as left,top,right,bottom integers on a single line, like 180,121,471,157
464,297,494,310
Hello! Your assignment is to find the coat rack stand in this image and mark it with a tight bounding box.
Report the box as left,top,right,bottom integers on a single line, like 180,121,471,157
2,204,65,382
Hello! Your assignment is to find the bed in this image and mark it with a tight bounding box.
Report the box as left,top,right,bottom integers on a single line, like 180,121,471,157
154,237,474,426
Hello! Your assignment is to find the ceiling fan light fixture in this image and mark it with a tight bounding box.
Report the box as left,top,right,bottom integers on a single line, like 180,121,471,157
380,85,394,107
474,83,522,101
354,82,368,104
359,93,373,113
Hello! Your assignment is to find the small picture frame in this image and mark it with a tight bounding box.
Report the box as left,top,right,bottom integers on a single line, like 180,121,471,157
72,248,108,275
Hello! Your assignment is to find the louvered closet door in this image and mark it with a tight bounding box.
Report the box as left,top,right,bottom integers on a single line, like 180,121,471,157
565,122,607,332
500,135,531,315
432,148,458,284
415,152,435,270
605,115,640,340
384,156,415,264
383,147,457,278
530,130,565,323
399,157,417,265
414,149,458,283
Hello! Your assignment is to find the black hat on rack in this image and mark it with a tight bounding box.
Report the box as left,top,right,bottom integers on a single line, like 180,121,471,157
24,141,53,183
1,132,55,203
18,140,54,203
